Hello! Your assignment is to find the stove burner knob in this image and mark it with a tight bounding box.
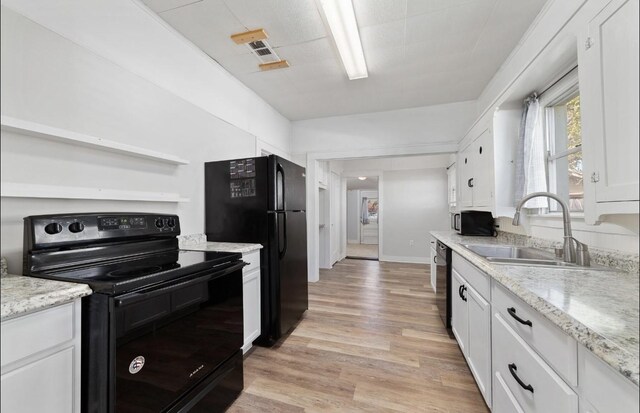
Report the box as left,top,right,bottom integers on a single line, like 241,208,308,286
155,218,164,228
44,222,63,235
167,218,176,228
69,222,85,233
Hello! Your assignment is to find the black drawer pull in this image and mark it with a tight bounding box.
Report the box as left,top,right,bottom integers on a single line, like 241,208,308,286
508,307,533,327
461,285,467,302
458,285,464,299
468,178,474,188
508,363,534,393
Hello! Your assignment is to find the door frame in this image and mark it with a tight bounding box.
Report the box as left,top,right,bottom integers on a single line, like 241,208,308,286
305,144,457,282
341,170,383,263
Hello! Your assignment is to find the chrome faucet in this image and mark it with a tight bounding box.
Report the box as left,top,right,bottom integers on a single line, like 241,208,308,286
513,192,590,266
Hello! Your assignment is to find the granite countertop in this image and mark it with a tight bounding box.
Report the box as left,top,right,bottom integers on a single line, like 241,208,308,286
431,230,640,387
1,275,92,321
182,242,263,254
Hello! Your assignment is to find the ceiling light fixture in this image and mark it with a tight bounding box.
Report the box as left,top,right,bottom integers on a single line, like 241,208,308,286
358,177,367,181
318,0,368,80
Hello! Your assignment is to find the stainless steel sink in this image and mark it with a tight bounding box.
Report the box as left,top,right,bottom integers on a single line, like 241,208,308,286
461,244,554,260
460,244,608,270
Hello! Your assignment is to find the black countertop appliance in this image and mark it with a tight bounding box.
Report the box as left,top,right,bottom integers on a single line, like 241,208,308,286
23,213,246,413
205,155,308,346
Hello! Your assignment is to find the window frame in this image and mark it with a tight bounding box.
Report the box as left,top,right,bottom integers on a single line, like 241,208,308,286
537,68,584,216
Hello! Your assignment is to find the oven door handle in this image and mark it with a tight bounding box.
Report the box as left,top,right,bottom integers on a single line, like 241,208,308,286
115,261,247,307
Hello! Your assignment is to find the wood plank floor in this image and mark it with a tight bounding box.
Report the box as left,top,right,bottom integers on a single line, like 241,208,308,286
227,259,490,413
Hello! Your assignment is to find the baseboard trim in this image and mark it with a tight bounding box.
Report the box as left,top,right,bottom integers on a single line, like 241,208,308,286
379,255,429,264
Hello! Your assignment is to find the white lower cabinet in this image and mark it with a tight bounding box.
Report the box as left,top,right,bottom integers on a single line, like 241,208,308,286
493,313,578,413
451,266,492,407
430,246,437,293
493,371,525,413
451,269,469,355
466,284,492,406
448,250,639,413
242,250,261,354
1,300,82,413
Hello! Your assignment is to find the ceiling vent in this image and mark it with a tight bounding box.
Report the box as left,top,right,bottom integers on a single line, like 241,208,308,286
230,28,289,71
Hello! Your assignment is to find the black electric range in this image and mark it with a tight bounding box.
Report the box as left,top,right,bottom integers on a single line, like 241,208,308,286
23,213,246,413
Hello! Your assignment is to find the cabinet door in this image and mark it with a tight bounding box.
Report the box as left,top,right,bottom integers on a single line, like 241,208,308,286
430,247,437,293
458,148,474,208
581,0,639,204
466,284,492,407
451,269,468,355
242,268,261,353
1,347,75,413
472,129,494,207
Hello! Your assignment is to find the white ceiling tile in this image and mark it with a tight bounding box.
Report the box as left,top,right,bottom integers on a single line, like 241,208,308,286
142,0,203,14
222,0,326,47
274,37,334,67
353,0,407,27
148,0,547,119
159,0,247,57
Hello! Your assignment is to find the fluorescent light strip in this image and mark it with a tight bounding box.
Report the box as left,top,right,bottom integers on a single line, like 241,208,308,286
319,0,368,80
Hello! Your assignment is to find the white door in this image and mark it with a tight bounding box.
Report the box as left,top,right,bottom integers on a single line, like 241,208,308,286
581,0,639,203
360,197,379,244
458,146,474,207
466,284,492,407
330,172,341,265
472,129,494,208
451,269,469,355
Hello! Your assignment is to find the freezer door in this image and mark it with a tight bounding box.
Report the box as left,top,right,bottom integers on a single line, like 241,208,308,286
269,156,306,212
205,157,269,243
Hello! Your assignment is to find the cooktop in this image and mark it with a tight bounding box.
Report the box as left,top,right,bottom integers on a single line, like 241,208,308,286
31,249,241,295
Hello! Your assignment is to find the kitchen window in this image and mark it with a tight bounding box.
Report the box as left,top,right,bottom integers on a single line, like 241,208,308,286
541,69,583,213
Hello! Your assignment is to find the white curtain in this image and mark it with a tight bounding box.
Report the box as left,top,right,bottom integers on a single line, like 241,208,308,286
514,93,548,208
360,197,369,225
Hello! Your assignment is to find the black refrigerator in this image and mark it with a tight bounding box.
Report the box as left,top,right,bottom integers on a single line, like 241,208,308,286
205,155,308,345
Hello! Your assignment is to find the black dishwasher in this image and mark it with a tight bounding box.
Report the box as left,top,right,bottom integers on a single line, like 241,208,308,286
435,241,452,329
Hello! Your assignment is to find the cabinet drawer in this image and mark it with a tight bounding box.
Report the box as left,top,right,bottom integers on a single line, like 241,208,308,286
578,344,639,413
1,302,75,367
1,346,75,413
452,252,490,300
492,282,577,385
242,250,260,274
493,313,578,413
493,372,525,413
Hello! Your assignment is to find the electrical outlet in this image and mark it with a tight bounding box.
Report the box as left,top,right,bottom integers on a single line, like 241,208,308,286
409,240,414,246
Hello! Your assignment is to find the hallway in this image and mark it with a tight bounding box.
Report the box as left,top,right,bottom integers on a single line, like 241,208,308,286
228,259,489,412
346,243,379,260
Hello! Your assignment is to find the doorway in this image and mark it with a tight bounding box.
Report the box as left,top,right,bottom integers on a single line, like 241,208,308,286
346,177,379,260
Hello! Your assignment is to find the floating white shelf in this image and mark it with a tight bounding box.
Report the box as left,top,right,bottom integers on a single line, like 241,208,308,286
0,115,190,165
1,183,190,203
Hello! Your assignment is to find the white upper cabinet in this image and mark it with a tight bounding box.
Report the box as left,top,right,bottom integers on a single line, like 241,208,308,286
579,0,639,223
456,108,518,217
458,128,493,209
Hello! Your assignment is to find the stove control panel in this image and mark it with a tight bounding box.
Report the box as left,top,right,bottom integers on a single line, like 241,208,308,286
24,213,181,250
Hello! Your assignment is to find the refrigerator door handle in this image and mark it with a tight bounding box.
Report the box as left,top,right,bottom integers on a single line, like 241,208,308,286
279,212,288,259
277,162,286,211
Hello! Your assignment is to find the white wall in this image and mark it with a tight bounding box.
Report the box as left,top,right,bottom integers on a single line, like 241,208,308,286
0,5,291,274
381,168,450,263
1,0,292,154
292,101,476,157
459,0,639,254
346,190,360,243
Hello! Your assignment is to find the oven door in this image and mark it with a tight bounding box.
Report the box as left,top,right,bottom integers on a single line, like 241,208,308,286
112,261,245,413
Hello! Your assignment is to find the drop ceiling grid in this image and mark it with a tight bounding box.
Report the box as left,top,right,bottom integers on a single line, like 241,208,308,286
142,0,548,120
